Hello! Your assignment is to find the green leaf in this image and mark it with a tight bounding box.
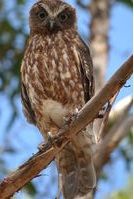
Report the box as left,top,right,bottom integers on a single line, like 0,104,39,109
17,0,26,5
100,172,108,181
24,182,37,196
109,177,133,199
116,0,133,8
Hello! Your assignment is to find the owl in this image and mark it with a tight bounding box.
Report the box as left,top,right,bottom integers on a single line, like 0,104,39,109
21,0,96,198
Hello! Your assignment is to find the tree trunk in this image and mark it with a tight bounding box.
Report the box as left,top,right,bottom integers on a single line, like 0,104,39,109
89,0,110,91
88,1,111,198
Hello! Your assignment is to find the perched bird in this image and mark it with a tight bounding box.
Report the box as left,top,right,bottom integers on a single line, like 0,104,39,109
21,0,96,198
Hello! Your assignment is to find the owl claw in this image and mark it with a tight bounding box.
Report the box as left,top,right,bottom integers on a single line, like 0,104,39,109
97,113,104,119
64,109,79,125
96,106,106,119
38,132,55,151
48,131,53,138
47,131,54,143
47,132,62,148
75,108,79,114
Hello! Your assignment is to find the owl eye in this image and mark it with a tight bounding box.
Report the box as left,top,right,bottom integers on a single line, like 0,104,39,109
58,13,68,22
38,10,47,19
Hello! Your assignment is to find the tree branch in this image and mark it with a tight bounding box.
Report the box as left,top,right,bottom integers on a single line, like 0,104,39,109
97,92,119,141
95,114,132,172
98,95,132,140
0,55,132,199
109,95,132,121
89,0,111,140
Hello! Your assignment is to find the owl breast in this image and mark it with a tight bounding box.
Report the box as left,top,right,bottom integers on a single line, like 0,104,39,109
21,31,84,133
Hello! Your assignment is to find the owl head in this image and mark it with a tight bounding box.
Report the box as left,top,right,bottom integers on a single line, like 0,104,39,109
29,0,77,34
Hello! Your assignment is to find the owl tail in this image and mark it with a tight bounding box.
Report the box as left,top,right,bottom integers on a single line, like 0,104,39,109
56,130,96,199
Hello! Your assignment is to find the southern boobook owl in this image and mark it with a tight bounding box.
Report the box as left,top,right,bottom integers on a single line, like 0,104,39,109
21,0,96,198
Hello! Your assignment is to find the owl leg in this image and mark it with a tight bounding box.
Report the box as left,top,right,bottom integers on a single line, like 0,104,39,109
96,105,108,119
38,129,59,151
37,121,55,150
63,108,79,126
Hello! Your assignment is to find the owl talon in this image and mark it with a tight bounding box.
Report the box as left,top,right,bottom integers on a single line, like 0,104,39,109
48,131,53,137
97,113,104,119
38,132,56,151
96,106,106,119
75,108,79,114
47,131,54,143
71,109,79,122
47,132,61,148
64,109,79,125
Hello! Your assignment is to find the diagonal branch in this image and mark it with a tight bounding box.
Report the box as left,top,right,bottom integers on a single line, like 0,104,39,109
97,92,119,142
0,55,132,199
109,95,132,121
95,114,132,172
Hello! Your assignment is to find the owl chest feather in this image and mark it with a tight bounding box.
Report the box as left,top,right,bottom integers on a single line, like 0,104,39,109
21,32,84,128
23,33,84,106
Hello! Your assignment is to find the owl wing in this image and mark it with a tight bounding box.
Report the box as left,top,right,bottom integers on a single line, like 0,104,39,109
55,36,96,198
78,36,95,103
21,81,36,124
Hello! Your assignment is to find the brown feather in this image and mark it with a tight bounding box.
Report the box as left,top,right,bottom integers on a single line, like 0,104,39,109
21,1,96,198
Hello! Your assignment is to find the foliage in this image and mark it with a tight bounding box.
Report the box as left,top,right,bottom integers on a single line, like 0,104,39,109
0,0,28,128
109,178,133,199
24,182,37,196
116,0,133,8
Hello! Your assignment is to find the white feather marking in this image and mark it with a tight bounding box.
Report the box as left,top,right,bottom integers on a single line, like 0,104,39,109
63,53,69,65
60,71,71,79
42,99,68,127
72,46,80,65
52,59,56,69
53,49,58,60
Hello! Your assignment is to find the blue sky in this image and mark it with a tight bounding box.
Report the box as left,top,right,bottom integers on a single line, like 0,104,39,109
0,1,132,199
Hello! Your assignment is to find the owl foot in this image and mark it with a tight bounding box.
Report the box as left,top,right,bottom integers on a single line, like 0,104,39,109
47,131,54,141
47,132,64,148
96,106,106,119
97,113,104,119
38,132,60,151
64,108,79,125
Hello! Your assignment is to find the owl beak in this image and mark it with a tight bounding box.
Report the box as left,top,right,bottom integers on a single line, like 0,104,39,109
48,20,55,31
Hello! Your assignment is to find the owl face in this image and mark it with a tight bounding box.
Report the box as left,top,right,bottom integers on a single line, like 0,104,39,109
29,0,76,34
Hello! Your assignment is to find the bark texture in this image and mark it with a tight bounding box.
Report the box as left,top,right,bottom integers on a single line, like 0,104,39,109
89,0,110,91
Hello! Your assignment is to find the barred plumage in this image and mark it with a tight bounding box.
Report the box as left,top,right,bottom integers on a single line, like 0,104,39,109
21,0,96,198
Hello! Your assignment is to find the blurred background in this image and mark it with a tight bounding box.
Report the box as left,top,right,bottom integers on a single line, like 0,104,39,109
0,0,132,199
